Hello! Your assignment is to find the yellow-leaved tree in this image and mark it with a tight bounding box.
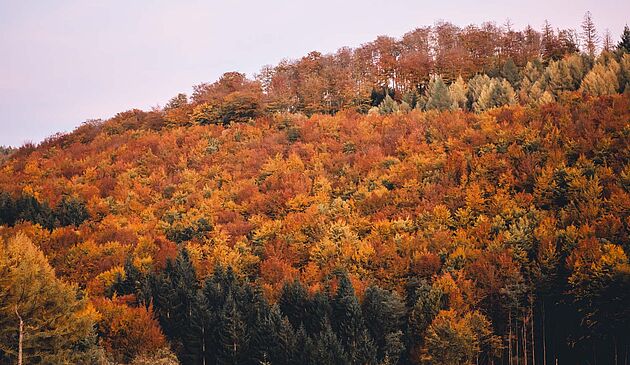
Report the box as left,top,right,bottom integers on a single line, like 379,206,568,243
0,233,101,364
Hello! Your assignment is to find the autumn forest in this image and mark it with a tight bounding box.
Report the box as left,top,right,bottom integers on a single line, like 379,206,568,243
1,13,630,365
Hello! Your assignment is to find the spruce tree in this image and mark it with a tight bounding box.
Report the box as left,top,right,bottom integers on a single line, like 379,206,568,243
216,293,249,365
110,255,144,300
406,279,442,350
279,279,310,330
331,273,377,365
54,195,89,227
361,286,406,364
148,249,203,365
306,291,332,335
200,267,232,364
173,249,205,364
293,326,316,365
0,192,17,226
310,319,348,365
251,305,296,365
617,25,630,54
15,194,55,229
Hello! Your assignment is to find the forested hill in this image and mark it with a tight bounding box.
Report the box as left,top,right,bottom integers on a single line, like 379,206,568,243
1,17,630,365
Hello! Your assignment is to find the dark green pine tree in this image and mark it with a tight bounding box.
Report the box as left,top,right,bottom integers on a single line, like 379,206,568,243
306,291,332,335
310,319,348,365
15,194,55,229
54,195,89,227
250,304,296,365
331,273,377,365
0,192,17,226
402,278,442,363
618,25,630,54
292,325,316,365
279,279,310,330
249,299,274,364
200,266,231,364
148,263,183,345
148,249,204,365
274,314,297,365
216,293,250,365
361,286,406,364
109,255,144,301
172,249,205,365
192,289,214,365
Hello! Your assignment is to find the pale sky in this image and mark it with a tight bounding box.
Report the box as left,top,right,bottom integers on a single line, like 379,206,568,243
1,0,628,146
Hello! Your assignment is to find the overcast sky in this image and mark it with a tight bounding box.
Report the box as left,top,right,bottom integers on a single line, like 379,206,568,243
1,0,628,146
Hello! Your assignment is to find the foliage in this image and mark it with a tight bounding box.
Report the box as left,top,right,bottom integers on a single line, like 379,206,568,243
0,234,98,364
0,14,629,365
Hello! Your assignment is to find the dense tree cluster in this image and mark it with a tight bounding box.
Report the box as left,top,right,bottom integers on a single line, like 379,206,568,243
1,16,629,365
109,250,498,365
0,192,89,229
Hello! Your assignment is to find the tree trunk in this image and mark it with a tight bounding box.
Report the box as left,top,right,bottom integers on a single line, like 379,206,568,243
202,326,206,365
514,317,521,365
15,305,23,365
509,311,513,365
614,337,618,365
542,301,547,365
524,317,528,365
531,298,535,365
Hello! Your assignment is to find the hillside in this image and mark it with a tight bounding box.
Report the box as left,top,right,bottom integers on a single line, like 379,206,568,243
1,19,630,365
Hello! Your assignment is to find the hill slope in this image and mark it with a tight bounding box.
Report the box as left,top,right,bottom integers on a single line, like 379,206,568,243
1,20,630,365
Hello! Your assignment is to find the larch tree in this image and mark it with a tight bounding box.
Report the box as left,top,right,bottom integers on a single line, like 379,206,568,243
580,61,620,95
378,93,400,114
581,11,599,57
0,234,99,364
448,76,468,110
602,29,614,52
546,59,576,95
474,78,517,112
519,60,550,105
466,74,492,109
424,75,453,111
501,58,521,88
541,20,559,61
